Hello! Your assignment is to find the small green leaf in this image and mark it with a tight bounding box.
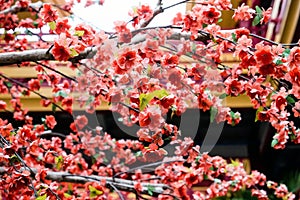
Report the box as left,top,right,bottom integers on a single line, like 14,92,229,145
135,151,143,157
48,21,56,31
210,107,218,123
217,18,223,23
36,194,47,200
255,6,263,15
147,185,155,196
139,89,168,111
74,30,85,37
55,90,68,98
219,93,227,99
282,48,290,58
4,81,12,89
230,158,240,167
255,106,264,122
89,185,103,198
231,33,237,43
55,155,63,170
286,95,296,104
63,193,72,198
271,139,278,148
9,155,19,163
275,59,284,65
52,104,57,112
252,15,261,26
70,48,79,57
86,95,95,105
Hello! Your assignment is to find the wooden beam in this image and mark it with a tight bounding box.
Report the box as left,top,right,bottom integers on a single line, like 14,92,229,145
0,66,75,78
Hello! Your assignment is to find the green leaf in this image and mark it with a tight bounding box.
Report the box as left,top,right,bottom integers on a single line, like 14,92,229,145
286,95,296,104
231,33,237,43
89,185,103,198
36,194,47,200
255,6,263,15
147,185,155,196
252,15,261,26
9,155,19,163
63,193,72,198
282,48,290,58
210,107,218,123
275,59,283,65
219,93,227,99
74,30,85,37
135,151,143,157
230,158,240,167
4,81,12,89
70,48,79,57
86,95,95,105
139,89,168,111
255,106,264,122
217,18,223,23
55,155,63,170
271,139,278,148
52,104,57,113
48,21,56,31
55,90,68,98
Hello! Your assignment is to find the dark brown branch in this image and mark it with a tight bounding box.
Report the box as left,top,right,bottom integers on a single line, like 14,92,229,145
34,61,78,83
0,73,67,113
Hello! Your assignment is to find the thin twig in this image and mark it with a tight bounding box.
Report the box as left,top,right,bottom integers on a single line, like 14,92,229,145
34,61,78,82
108,183,126,200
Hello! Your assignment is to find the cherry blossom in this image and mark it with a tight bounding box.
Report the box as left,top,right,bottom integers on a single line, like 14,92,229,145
0,0,298,199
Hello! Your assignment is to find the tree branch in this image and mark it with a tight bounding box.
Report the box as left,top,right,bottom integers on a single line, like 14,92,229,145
0,1,43,15
0,47,97,66
0,31,209,66
0,167,169,196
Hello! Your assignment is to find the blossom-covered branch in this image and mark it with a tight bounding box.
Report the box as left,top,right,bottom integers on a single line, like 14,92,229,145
0,167,168,196
0,47,97,66
0,1,43,15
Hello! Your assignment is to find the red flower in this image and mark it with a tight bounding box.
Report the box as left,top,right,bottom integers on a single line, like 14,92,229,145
40,4,58,23
224,78,244,96
16,0,30,8
74,24,95,45
289,67,300,86
254,45,274,65
55,18,71,34
162,54,179,67
51,42,70,61
139,111,151,127
168,68,182,88
28,79,40,91
258,62,276,75
61,96,73,108
260,7,272,24
51,34,71,61
113,50,137,74
198,94,213,112
202,6,221,24
233,3,255,21
160,95,175,109
40,99,51,107
74,115,88,130
288,47,300,68
235,27,250,39
137,5,153,21
45,115,57,129
114,21,132,43
0,100,7,110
